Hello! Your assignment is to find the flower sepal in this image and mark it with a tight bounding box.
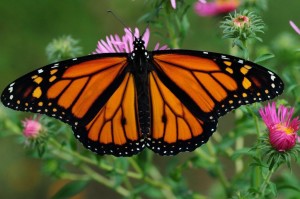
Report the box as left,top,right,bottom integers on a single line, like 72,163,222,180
255,133,300,170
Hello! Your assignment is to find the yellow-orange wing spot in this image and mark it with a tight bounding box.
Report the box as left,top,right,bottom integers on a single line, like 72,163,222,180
32,87,42,98
38,102,43,106
34,76,43,84
85,74,140,146
244,65,252,70
50,69,58,75
149,72,204,144
226,67,234,74
49,76,57,82
240,67,249,75
31,75,38,79
224,61,232,66
242,77,251,89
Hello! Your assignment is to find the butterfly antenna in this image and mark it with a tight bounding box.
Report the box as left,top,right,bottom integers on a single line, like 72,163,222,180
107,10,134,37
141,22,150,39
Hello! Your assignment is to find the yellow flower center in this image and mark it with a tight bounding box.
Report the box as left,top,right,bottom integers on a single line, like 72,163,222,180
275,123,294,135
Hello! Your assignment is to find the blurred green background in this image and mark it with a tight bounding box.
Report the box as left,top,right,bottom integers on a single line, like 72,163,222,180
0,0,299,198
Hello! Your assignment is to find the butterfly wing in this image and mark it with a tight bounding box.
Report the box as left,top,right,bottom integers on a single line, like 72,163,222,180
151,50,284,121
147,71,217,155
1,54,144,156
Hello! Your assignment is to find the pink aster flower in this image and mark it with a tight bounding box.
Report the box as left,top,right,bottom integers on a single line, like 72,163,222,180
94,27,168,54
22,117,43,138
195,0,239,17
171,0,176,9
171,0,206,10
289,21,300,35
259,102,300,152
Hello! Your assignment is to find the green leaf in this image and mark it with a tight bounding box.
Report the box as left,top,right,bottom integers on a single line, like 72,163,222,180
269,182,277,196
52,180,89,199
231,148,252,160
254,53,275,63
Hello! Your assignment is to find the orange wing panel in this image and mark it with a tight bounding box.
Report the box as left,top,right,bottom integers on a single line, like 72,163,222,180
147,71,217,155
154,54,220,71
85,74,140,146
63,57,126,78
149,72,205,144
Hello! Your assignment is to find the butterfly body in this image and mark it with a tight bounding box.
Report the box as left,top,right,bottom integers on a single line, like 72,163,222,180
1,37,284,156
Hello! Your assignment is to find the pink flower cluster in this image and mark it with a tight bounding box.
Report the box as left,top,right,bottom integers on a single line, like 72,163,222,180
94,28,167,54
195,0,239,16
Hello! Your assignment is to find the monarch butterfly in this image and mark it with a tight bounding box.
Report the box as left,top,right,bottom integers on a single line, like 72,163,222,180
1,30,284,157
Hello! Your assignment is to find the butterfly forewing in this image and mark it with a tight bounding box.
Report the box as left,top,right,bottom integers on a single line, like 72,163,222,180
152,50,284,121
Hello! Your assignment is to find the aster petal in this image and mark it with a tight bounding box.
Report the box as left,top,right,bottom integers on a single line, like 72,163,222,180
194,2,218,16
290,21,300,35
154,43,169,50
171,0,176,9
142,28,150,48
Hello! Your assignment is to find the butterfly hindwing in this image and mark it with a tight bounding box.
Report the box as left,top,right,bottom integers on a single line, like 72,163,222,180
147,71,217,155
152,50,284,121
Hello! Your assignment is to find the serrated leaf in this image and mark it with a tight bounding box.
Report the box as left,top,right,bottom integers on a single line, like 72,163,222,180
254,53,275,63
52,180,89,199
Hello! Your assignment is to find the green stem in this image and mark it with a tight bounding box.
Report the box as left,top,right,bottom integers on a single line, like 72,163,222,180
257,165,277,198
235,136,244,174
48,138,176,198
79,164,130,197
146,166,177,199
247,107,263,189
59,172,90,181
241,39,249,60
48,138,141,179
206,141,231,196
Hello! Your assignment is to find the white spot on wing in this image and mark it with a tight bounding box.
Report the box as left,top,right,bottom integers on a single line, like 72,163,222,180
271,75,276,81
271,83,275,88
51,63,59,68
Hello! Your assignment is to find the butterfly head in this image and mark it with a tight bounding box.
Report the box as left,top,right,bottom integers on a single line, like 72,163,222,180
131,37,149,61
